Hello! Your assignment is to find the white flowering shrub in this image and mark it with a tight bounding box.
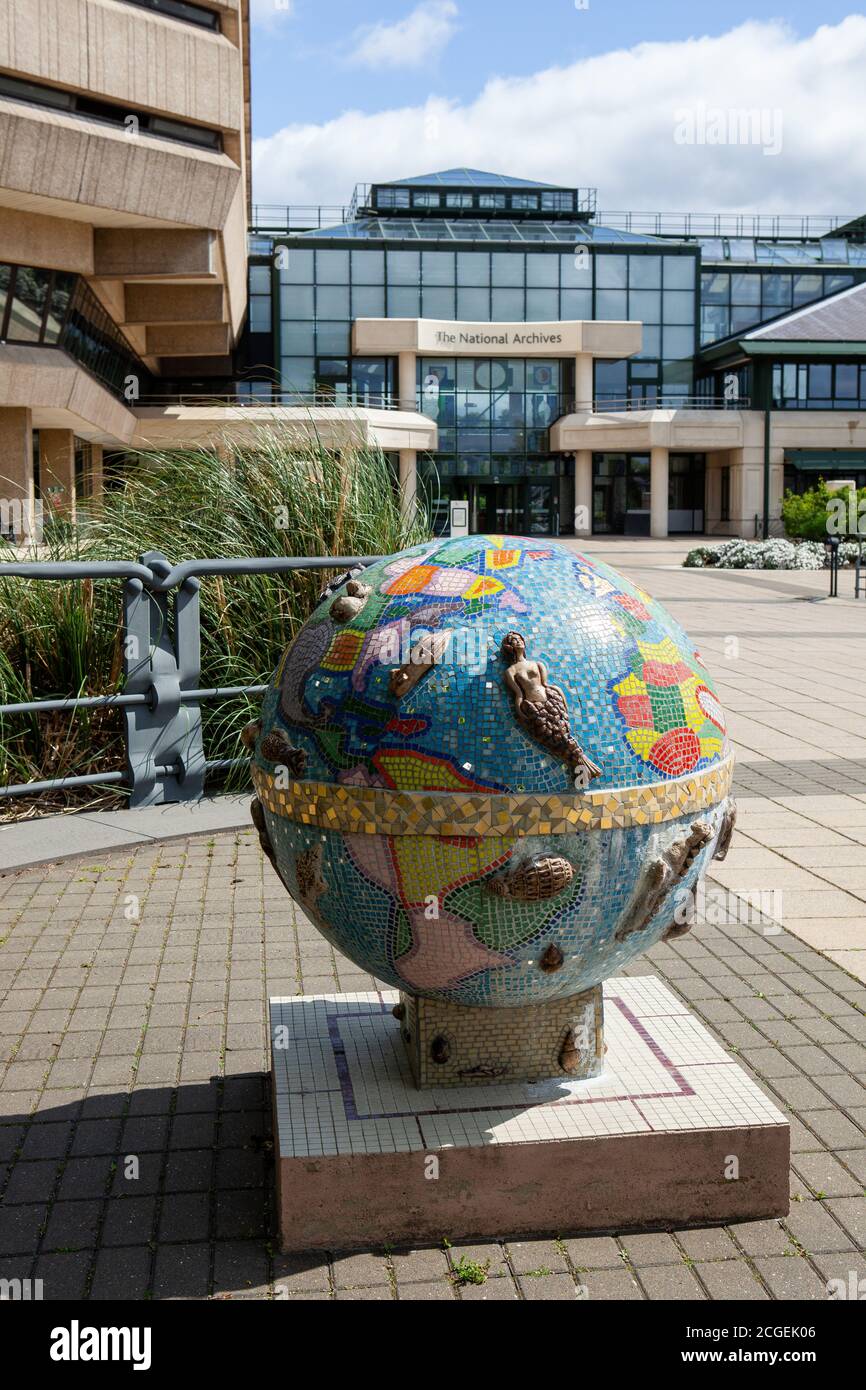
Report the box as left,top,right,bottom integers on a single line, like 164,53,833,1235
683,538,856,570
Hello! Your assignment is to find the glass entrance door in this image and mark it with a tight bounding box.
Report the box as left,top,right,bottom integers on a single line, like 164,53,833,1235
474,483,521,533
593,454,651,534
526,482,556,535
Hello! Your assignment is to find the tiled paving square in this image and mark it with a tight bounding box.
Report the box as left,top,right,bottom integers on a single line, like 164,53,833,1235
3,548,866,1300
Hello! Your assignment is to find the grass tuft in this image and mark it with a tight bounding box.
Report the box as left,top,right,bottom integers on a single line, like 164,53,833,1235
0,429,429,817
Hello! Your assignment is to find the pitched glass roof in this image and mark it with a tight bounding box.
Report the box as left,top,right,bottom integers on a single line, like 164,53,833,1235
699,237,866,267
292,219,673,245
382,168,567,190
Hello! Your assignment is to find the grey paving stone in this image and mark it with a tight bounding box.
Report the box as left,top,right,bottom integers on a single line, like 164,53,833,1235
562,1235,623,1269
507,1238,569,1275
272,1251,331,1293
754,1255,833,1299
3,1159,60,1204
824,1196,866,1246
90,1246,152,1300
43,1199,102,1251
783,1200,854,1254
637,1263,706,1300
101,1196,157,1247
0,1203,47,1255
620,1232,682,1264
677,1227,740,1261
152,1243,211,1299
398,1278,456,1300
32,1249,92,1300
519,1271,583,1299
457,1273,519,1300
732,1218,795,1257
695,1259,769,1299
389,1247,451,1283
792,1152,864,1198
159,1193,210,1242
331,1251,391,1288
583,1267,644,1300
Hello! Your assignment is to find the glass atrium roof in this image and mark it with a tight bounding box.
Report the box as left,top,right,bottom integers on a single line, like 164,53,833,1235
292,219,672,245
699,237,866,266
385,168,567,190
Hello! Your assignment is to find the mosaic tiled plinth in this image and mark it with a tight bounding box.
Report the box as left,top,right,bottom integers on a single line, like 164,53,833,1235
270,976,789,1253
397,986,603,1087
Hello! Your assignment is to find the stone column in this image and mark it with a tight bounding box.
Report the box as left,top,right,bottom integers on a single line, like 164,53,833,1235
397,351,416,412
650,446,669,539
575,353,594,412
39,429,77,522
398,448,417,519
90,444,105,505
0,407,35,541
574,449,592,537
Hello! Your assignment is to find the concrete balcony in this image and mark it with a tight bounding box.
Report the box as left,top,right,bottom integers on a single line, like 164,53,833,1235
131,401,439,454
0,0,244,132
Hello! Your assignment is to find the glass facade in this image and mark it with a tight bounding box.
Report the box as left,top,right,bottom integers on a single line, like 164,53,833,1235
257,169,866,534
0,262,148,398
772,361,866,409
699,268,854,344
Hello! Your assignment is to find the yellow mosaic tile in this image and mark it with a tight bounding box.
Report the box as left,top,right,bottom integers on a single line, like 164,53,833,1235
251,754,734,838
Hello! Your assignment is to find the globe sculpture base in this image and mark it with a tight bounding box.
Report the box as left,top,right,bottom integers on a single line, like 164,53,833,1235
269,978,790,1254
396,986,603,1088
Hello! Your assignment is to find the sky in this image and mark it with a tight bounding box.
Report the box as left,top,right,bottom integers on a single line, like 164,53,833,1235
248,1,866,218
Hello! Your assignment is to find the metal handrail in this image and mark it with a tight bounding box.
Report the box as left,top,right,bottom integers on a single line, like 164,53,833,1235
596,211,849,240
136,391,404,411
0,552,378,804
564,395,751,414
250,204,351,231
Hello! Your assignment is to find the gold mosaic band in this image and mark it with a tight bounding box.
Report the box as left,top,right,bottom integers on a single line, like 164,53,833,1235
252,754,734,838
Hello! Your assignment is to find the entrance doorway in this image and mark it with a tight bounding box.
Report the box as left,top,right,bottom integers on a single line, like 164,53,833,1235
474,482,558,535
592,454,651,534
668,454,706,533
430,481,560,535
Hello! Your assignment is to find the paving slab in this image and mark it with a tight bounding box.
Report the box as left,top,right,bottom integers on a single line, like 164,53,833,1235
1,546,865,1299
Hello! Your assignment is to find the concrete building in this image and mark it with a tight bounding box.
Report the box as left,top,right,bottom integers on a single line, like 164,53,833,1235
252,171,866,538
2,26,865,546
0,2,430,539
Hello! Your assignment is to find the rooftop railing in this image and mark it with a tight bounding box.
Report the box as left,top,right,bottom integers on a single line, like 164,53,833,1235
0,552,378,809
597,212,850,240
250,204,350,232
249,205,854,241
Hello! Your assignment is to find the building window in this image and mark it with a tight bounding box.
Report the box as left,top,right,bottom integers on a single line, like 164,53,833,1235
118,0,219,29
0,72,221,150
772,360,866,410
541,191,575,213
375,188,410,209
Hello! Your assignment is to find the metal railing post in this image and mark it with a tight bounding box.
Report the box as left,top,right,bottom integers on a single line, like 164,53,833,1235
122,551,205,807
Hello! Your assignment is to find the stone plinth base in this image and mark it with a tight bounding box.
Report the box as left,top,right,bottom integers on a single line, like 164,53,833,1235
397,986,603,1087
270,977,789,1254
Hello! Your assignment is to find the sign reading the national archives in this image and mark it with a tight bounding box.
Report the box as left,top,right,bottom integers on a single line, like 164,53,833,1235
432,328,564,348
419,320,580,355
352,318,641,359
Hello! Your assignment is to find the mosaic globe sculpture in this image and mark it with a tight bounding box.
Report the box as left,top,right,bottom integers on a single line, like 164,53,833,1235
247,536,735,1087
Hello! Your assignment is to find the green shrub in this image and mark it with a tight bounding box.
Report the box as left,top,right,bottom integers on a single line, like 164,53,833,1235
0,431,430,817
781,478,866,541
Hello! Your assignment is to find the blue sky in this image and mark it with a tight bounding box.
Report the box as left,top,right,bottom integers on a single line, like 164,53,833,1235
249,2,866,214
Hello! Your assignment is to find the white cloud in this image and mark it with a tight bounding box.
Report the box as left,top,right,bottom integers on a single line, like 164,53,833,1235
348,1,459,71
252,17,866,219
249,0,293,31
